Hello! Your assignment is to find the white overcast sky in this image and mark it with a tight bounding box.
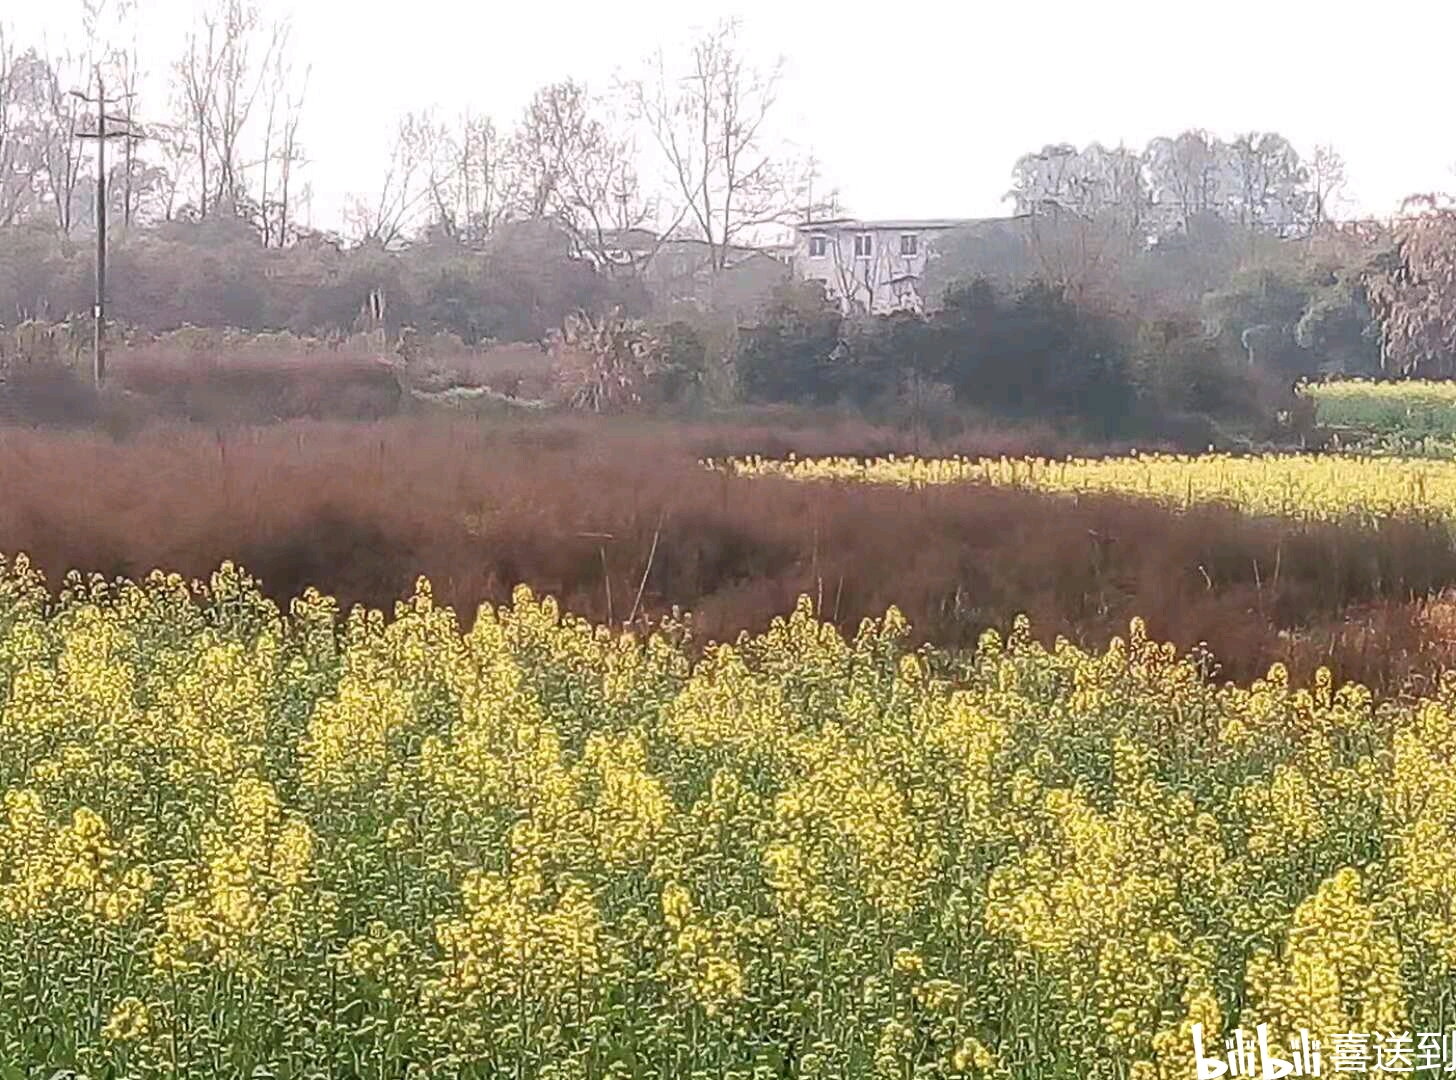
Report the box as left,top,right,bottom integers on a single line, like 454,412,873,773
9,0,1455,232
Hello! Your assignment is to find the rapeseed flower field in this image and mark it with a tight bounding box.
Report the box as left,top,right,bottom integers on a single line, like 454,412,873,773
714,452,1456,523
4,553,1456,1077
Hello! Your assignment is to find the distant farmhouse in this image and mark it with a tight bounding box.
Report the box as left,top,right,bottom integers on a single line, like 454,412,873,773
786,218,984,315
569,215,1031,318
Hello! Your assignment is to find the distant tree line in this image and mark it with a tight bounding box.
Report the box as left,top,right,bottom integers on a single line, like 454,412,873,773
1007,133,1349,243
731,278,1272,443
0,215,646,343
0,7,824,341
10,1,1456,443
731,200,1397,444
0,9,820,258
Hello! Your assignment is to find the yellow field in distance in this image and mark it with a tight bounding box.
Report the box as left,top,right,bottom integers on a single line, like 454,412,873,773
1301,379,1456,405
712,452,1456,522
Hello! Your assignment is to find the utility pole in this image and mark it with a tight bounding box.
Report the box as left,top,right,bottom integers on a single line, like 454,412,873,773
72,67,145,389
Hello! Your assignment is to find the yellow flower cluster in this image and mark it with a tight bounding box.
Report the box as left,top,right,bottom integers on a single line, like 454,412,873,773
712,452,1456,522
0,553,1451,1077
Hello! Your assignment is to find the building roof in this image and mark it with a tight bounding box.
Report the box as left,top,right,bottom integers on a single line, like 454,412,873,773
795,217,988,233
795,215,1034,234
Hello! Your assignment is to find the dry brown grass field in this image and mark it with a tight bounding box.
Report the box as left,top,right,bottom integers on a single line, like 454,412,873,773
2,412,1456,694
0,327,559,426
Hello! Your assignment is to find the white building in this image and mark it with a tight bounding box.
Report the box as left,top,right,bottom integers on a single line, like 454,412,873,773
789,218,979,315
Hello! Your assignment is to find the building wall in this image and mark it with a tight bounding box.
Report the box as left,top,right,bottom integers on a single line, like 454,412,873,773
791,224,944,315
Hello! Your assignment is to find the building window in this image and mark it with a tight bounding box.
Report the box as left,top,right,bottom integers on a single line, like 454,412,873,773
900,233,918,256
808,234,827,257
854,233,873,258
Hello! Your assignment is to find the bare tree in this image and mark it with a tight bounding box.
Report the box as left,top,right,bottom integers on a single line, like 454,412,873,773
1144,129,1224,236
173,18,220,217
457,110,513,239
419,109,512,243
1225,133,1267,229
23,48,86,236
1007,144,1082,215
172,0,280,219
509,84,566,220
345,111,433,247
511,79,663,269
1224,131,1308,235
1024,202,1125,304
1308,144,1347,227
0,39,110,233
819,230,885,316
209,1,280,213
1008,141,1148,259
80,0,136,59
254,43,280,244
797,150,842,223
255,24,307,246
0,26,23,227
65,0,156,230
109,39,144,230
630,20,806,275
415,110,457,237
150,119,194,221
270,63,308,246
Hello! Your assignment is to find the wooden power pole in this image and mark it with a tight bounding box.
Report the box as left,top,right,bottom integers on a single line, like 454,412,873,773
72,68,145,389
